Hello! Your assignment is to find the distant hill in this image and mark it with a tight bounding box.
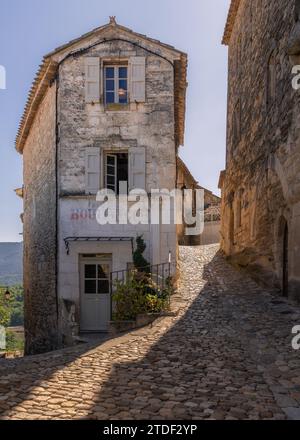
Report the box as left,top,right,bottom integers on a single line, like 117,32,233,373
0,243,23,286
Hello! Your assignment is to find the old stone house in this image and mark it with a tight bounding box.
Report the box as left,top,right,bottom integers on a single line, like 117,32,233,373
176,157,220,245
219,1,300,301
16,18,188,354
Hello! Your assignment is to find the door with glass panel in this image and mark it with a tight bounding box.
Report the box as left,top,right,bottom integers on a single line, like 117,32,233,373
80,257,111,332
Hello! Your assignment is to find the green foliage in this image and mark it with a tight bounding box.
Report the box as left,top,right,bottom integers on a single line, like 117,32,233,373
113,237,173,322
5,330,24,352
112,274,171,322
9,285,24,326
133,236,150,274
0,285,24,328
0,301,10,328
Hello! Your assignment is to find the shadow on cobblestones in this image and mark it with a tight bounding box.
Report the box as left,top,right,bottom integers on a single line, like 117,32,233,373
0,246,300,420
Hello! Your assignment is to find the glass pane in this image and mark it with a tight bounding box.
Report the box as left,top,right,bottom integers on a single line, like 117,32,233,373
119,93,128,104
105,67,114,79
107,185,116,192
98,280,110,294
106,92,115,104
106,79,115,91
85,280,96,294
119,80,127,90
107,165,115,175
98,264,109,279
119,67,127,79
85,265,96,279
107,175,115,185
107,156,116,166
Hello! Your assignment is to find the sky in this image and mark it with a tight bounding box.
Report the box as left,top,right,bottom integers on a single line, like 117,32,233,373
0,0,230,242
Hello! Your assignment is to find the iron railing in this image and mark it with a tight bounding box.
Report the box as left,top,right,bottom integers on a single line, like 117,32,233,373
109,262,176,320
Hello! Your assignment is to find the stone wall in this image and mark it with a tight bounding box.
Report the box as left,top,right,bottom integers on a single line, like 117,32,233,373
57,40,176,195
220,0,300,300
22,85,60,354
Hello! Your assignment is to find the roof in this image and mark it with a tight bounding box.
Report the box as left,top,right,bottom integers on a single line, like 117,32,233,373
16,17,187,153
177,157,199,187
222,0,241,45
177,157,221,201
218,170,226,189
14,187,24,199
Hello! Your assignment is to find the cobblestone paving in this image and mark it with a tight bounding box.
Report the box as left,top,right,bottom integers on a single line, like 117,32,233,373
1,245,300,420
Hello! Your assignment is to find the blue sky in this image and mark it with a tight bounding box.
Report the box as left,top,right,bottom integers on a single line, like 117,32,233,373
0,0,230,242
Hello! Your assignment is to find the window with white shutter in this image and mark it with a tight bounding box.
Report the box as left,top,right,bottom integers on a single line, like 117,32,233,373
130,57,146,103
129,147,146,191
85,148,100,194
85,58,100,103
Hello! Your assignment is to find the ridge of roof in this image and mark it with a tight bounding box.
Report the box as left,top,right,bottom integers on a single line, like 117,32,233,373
222,0,241,46
16,18,187,153
45,20,186,59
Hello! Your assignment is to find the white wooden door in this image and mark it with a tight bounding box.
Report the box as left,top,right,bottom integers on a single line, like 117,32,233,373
80,259,111,332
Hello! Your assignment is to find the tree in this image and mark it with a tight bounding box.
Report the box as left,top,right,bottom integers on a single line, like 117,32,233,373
0,296,10,328
133,236,150,274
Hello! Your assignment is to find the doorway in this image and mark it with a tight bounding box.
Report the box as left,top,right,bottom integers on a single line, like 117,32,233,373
80,256,112,332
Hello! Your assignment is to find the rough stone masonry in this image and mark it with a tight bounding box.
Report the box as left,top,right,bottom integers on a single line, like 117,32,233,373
220,0,300,302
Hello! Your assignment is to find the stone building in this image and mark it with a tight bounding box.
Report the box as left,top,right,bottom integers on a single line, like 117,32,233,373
16,18,188,354
176,157,220,245
219,0,300,301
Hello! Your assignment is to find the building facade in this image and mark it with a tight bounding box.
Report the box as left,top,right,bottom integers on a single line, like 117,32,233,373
176,157,220,246
16,18,187,354
219,0,300,301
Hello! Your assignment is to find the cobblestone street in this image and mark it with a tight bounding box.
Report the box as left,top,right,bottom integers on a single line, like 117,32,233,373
1,245,300,420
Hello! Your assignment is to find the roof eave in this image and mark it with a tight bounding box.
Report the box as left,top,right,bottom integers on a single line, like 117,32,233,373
222,0,241,46
15,58,58,154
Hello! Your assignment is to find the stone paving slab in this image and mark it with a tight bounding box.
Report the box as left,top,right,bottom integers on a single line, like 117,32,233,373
0,245,300,420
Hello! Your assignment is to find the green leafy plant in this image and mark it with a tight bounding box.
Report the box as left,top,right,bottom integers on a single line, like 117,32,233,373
112,275,171,322
0,293,11,328
5,330,24,352
0,285,24,328
112,237,173,321
9,285,24,326
133,236,150,274
0,303,10,328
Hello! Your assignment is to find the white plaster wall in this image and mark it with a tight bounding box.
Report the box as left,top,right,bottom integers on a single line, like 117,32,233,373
58,198,177,304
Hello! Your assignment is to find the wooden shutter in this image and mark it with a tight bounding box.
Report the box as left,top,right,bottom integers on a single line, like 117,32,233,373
130,57,146,102
85,58,100,103
85,148,100,194
129,147,146,191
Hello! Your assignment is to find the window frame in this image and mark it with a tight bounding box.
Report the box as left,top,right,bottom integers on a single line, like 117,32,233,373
104,64,129,106
104,151,129,194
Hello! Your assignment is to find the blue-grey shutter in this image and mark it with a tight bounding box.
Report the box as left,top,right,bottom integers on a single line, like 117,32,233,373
130,57,146,103
85,58,100,103
85,147,100,194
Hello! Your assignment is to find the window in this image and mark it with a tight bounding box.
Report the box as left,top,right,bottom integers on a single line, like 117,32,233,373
104,65,128,105
105,153,129,194
84,263,110,295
